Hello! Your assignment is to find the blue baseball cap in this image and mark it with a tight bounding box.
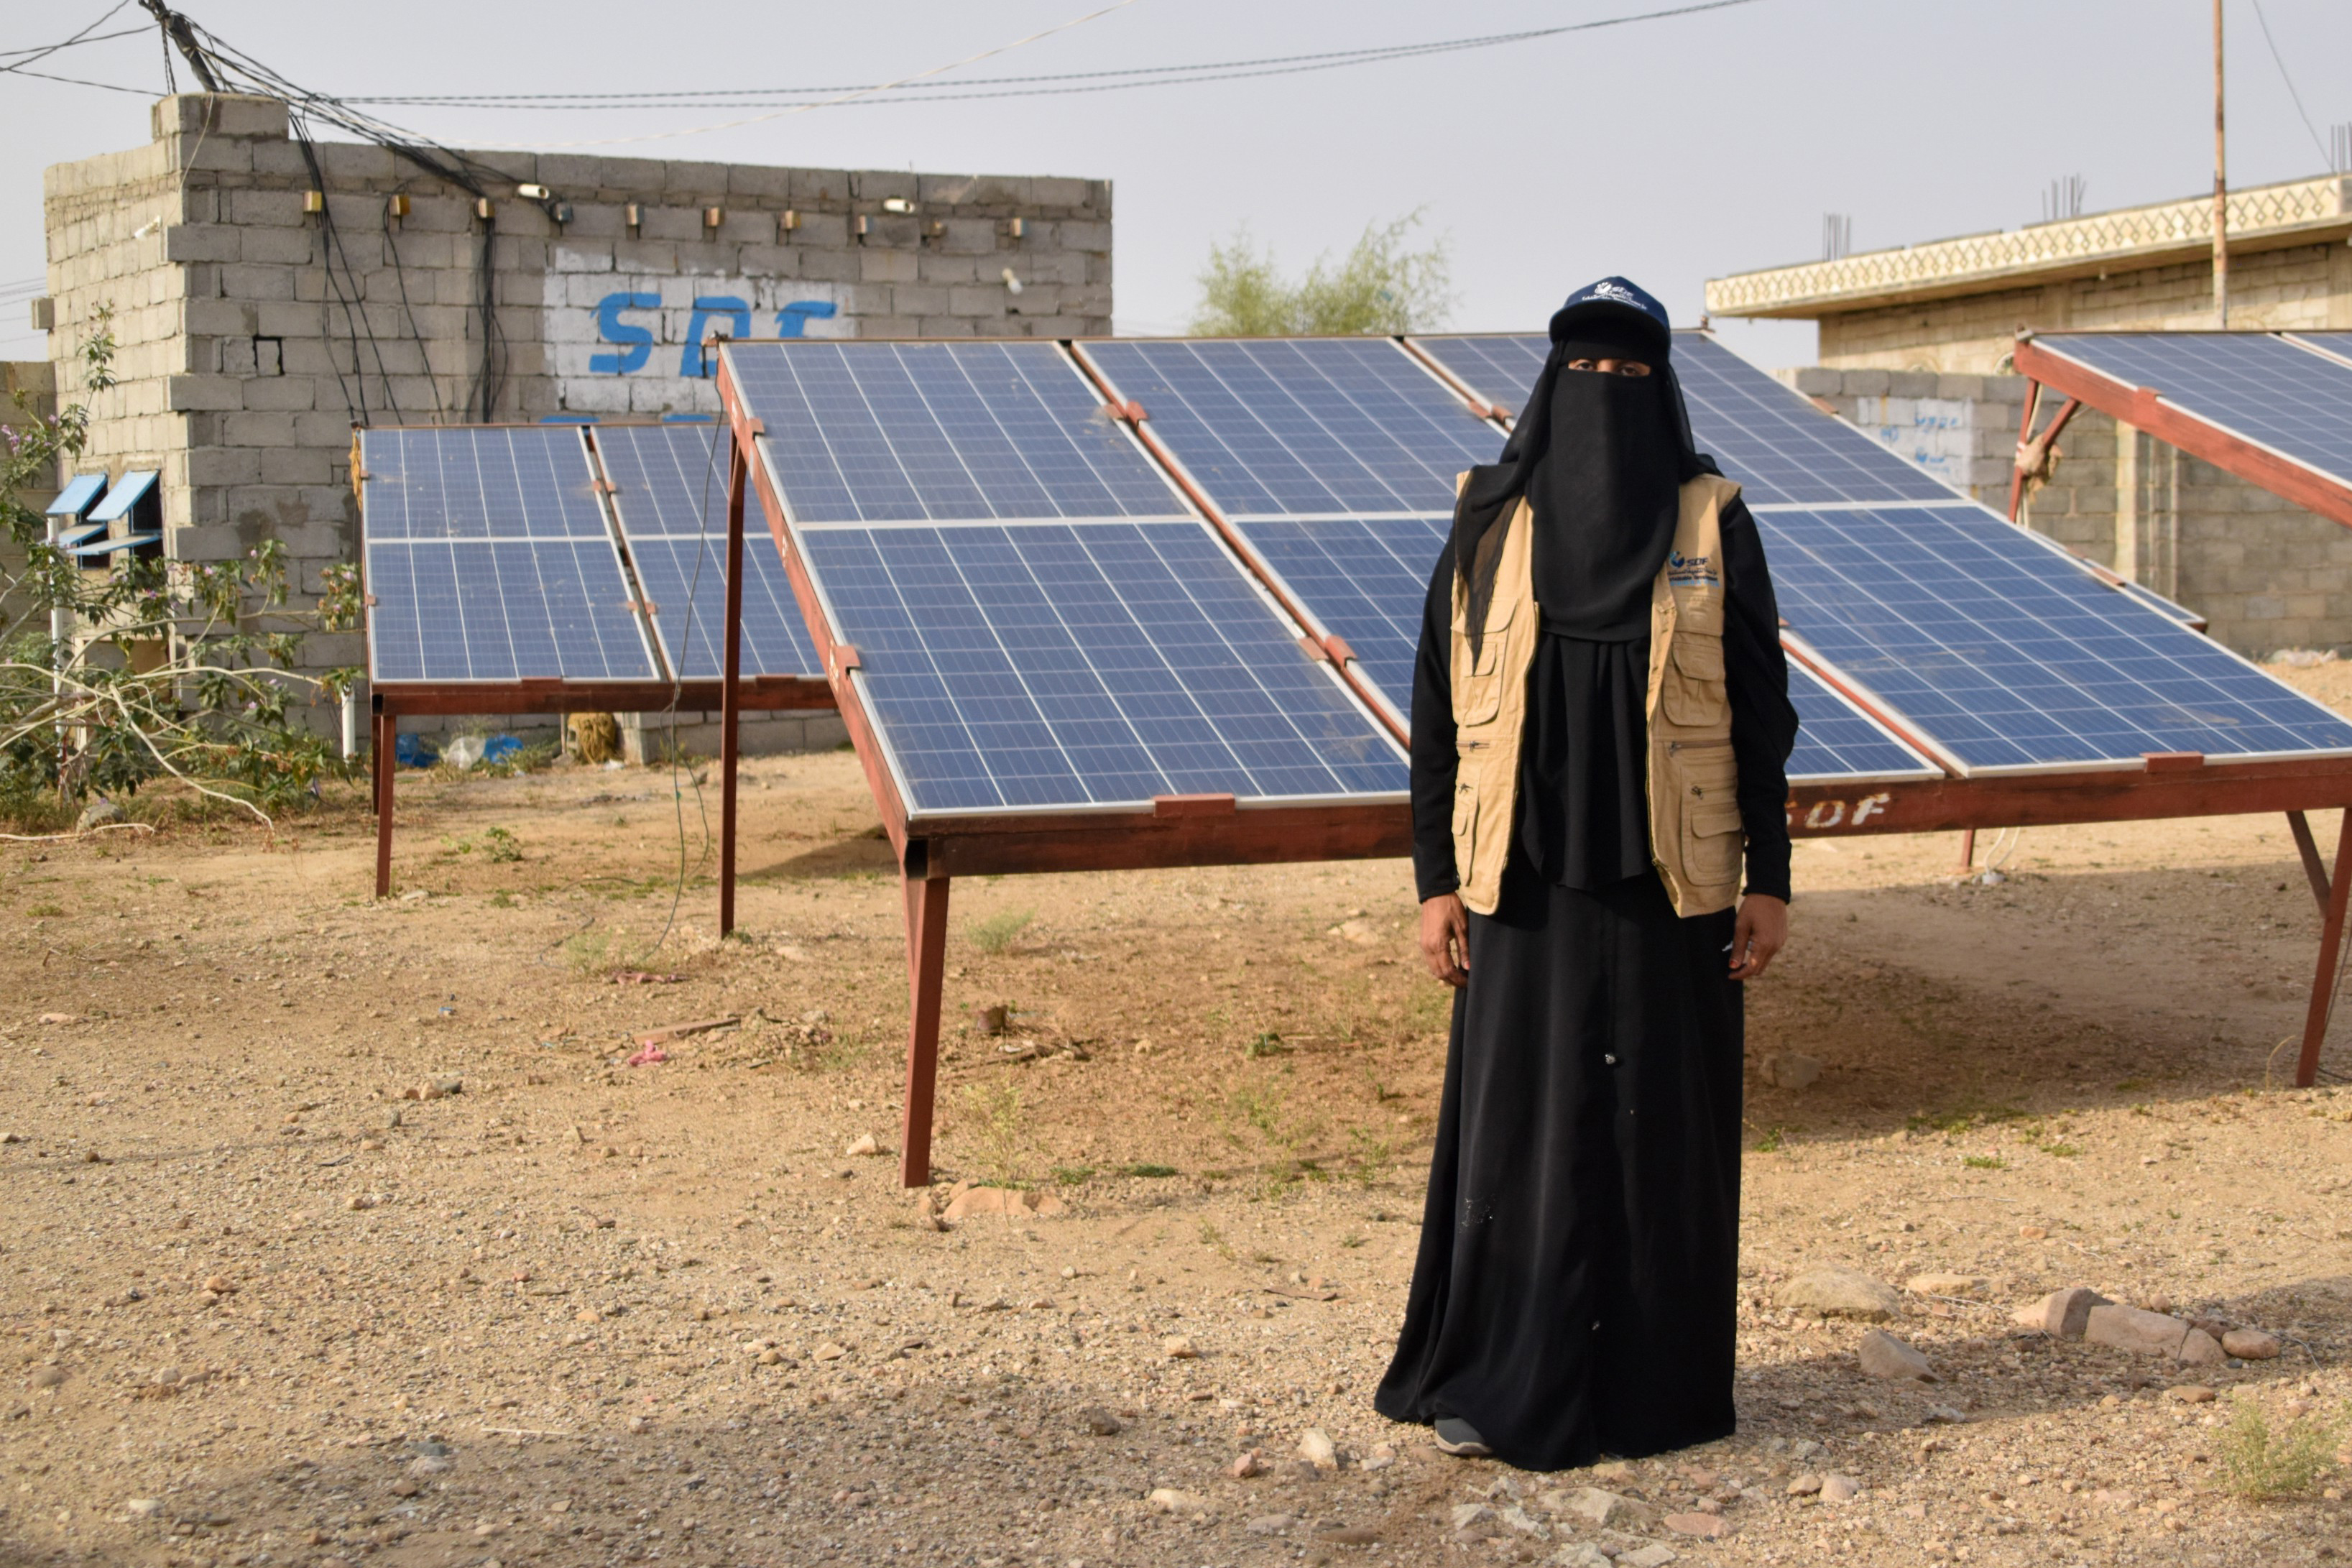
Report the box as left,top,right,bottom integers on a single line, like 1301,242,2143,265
1548,276,1672,359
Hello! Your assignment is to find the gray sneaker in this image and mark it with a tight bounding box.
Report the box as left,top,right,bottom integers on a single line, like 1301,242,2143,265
1432,1416,1492,1457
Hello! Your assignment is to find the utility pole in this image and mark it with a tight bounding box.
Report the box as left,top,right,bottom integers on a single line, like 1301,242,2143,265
2213,0,2229,328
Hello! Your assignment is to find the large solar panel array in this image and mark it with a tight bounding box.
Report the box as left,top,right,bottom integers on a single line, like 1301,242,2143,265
728,341,1189,525
2035,331,2352,486
596,423,824,681
1762,504,2352,769
726,339,1408,816
363,426,657,684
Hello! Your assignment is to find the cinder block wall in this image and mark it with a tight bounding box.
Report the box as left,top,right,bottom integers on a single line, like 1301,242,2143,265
37,92,1110,752
1776,366,2352,656
2,360,60,629
1814,241,2352,374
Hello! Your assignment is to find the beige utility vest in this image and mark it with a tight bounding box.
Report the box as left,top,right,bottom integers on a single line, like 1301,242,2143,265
1448,472,1746,919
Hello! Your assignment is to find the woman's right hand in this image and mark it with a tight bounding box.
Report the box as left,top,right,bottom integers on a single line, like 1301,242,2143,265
1419,893,1470,987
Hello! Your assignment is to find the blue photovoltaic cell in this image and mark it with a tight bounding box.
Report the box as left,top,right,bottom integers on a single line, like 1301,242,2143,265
1230,514,1447,719
361,427,612,541
1079,338,1503,517
1758,504,2352,770
1407,334,1550,415
596,423,823,681
1409,332,1952,508
1782,663,1940,782
365,537,655,683
2041,332,2352,485
796,519,1407,814
725,341,1186,524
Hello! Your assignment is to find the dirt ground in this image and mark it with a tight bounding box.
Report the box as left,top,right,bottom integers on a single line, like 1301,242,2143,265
3,666,2351,1568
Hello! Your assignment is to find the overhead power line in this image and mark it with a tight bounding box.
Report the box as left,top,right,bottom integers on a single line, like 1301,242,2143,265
342,0,1769,116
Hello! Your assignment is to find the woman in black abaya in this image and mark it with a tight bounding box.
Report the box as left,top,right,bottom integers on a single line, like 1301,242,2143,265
1375,278,1799,1471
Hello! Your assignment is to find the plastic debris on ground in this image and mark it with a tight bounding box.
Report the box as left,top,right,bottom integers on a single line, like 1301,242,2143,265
394,734,439,768
626,1045,670,1067
443,734,522,770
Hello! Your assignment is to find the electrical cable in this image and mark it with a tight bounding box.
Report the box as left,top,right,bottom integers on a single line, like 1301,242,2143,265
381,203,448,425
0,24,146,62
2249,0,2335,175
2,64,152,93
343,0,1768,112
0,1,132,74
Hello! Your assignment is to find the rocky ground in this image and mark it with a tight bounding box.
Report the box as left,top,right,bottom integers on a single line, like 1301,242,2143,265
1,666,2350,1568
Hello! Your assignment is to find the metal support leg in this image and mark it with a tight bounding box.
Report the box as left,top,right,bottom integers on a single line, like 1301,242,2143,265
899,872,951,1189
374,707,396,898
719,442,747,939
2287,810,2330,914
1955,828,1977,874
2296,810,2352,1088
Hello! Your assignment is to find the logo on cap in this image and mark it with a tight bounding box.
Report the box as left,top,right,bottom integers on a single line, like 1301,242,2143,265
1589,280,1643,307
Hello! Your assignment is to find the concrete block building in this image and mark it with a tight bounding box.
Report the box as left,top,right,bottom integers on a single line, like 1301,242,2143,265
31,92,1115,752
1713,174,2352,655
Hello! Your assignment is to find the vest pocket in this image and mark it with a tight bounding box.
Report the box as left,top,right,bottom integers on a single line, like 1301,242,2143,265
1684,801,1745,887
1661,631,1729,727
1450,784,1478,879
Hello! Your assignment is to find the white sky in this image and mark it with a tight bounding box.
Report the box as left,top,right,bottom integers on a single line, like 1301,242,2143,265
4,0,2351,370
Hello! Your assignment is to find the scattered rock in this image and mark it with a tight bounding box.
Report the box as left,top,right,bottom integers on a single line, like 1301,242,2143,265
2084,1304,2189,1357
1819,1475,1862,1505
1761,1052,1822,1090
1162,1335,1198,1360
1552,1546,1613,1568
27,1368,65,1391
1781,1267,1902,1321
939,1186,1065,1222
1449,1503,1495,1532
1906,1273,1986,1298
1786,1473,1822,1496
811,1342,846,1362
1664,1512,1731,1538
1857,1329,1937,1381
1622,1547,1679,1568
844,1133,880,1158
1330,918,1378,944
2015,1286,2109,1339
124,1499,160,1518
2017,1225,2048,1240
1296,1428,1338,1470
1495,1503,1548,1539
1228,1449,1265,1478
1245,1513,1296,1536
1076,1406,1122,1436
1314,1523,1383,1545
972,1005,1009,1036
2222,1328,2282,1360
75,798,123,831
2164,1385,2218,1404
1147,1488,1208,1518
1551,1487,1636,1528
2178,1327,2225,1366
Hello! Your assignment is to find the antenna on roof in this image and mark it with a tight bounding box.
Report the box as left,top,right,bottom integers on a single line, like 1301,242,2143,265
2041,175,2088,223
2334,124,2352,175
1820,213,1852,263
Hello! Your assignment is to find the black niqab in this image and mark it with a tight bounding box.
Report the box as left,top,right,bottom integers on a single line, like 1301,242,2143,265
1451,343,1718,658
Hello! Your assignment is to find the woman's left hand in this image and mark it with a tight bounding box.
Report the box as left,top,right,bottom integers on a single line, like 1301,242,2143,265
1728,893,1787,981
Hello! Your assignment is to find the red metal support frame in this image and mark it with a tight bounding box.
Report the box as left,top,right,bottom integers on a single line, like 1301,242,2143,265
2287,810,2330,913
2298,809,2352,1087
718,439,748,938
899,871,951,1189
374,704,396,898
2014,333,2352,531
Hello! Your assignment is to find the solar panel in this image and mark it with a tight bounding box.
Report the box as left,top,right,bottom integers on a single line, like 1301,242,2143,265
1782,663,1942,783
360,426,657,685
1408,333,1550,415
1227,513,1449,724
1076,338,1504,517
724,341,1189,525
2037,332,2352,486
361,428,614,540
1408,331,1954,509
365,538,657,684
792,518,1408,815
596,423,824,681
1758,503,2352,770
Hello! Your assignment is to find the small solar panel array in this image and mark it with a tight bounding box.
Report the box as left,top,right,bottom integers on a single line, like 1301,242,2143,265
360,422,824,688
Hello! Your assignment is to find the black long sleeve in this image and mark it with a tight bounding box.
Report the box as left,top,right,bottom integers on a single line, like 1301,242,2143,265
1720,498,1798,901
1410,502,1799,907
1409,540,1464,903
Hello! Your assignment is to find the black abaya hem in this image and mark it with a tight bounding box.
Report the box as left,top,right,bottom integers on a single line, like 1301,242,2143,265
1374,864,1743,1472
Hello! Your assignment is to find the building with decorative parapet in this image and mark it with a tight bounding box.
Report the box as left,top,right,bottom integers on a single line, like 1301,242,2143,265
1710,175,2352,657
